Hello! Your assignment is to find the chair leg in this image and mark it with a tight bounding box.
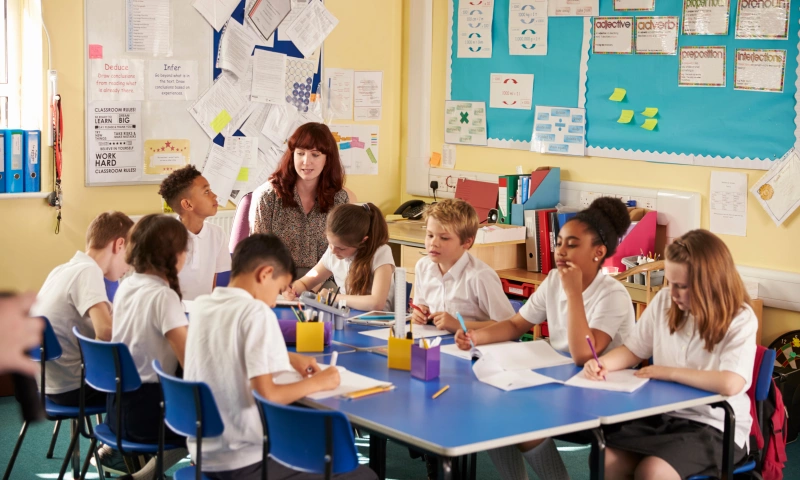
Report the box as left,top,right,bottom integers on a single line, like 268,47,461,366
47,420,62,459
57,420,81,480
2,421,29,480
80,438,97,480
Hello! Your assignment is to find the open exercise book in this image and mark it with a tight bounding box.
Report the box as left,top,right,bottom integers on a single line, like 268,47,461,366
359,323,447,340
565,369,649,393
272,365,393,400
473,353,563,391
441,341,574,370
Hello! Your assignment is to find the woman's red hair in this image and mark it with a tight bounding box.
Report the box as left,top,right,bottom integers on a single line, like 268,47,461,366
269,122,345,213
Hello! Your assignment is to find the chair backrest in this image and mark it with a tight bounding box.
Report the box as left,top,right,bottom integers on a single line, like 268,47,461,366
509,299,524,313
756,348,777,402
229,192,253,254
406,282,412,303
104,278,120,303
72,326,142,393
253,391,359,475
29,316,62,362
215,270,231,287
152,360,224,438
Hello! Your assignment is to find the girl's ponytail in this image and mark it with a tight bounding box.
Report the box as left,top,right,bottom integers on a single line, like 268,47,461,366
326,203,389,295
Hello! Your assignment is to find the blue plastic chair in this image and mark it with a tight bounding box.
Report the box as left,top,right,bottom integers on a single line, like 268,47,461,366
3,317,106,480
153,360,224,480
72,327,180,479
104,278,120,302
215,270,231,287
509,299,524,313
253,391,360,480
687,348,777,480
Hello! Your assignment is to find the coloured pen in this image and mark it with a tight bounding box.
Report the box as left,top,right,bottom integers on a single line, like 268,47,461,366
586,335,605,380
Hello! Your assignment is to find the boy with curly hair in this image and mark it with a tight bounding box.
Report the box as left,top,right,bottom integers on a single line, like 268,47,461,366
158,165,231,300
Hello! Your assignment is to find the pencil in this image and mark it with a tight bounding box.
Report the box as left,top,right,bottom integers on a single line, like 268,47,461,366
343,385,393,400
432,385,450,399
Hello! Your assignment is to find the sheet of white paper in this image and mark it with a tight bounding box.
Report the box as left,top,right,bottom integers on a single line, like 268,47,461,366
244,0,276,46
247,0,291,42
218,19,256,81
682,0,730,35
549,0,598,16
192,0,240,31
89,59,145,102
353,71,382,121
509,0,548,56
251,49,287,104
710,171,748,237
442,144,457,169
358,324,448,340
565,369,649,393
735,0,790,39
225,136,259,168
202,143,244,203
261,103,299,145
751,150,800,226
188,73,249,138
489,73,533,110
285,57,318,113
126,0,171,56
441,340,574,370
241,103,276,151
273,366,392,400
278,0,309,40
473,354,562,391
444,101,488,146
230,146,281,204
324,68,354,120
592,17,634,54
457,3,494,58
285,0,339,58
679,46,726,87
530,106,586,156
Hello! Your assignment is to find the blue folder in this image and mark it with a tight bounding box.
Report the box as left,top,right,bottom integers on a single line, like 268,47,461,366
0,130,5,193
23,130,41,192
4,129,24,193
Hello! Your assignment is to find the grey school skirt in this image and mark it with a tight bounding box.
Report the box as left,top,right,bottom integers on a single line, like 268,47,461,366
603,414,747,479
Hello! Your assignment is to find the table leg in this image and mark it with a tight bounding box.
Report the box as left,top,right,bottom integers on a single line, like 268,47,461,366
469,453,477,480
589,427,605,480
368,433,387,480
711,401,735,480
440,456,454,480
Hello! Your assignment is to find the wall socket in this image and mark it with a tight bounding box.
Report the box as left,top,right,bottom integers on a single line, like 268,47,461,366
579,191,655,210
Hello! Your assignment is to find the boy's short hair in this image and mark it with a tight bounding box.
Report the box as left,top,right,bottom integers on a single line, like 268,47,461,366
86,211,134,250
158,165,202,212
422,199,479,245
232,233,296,280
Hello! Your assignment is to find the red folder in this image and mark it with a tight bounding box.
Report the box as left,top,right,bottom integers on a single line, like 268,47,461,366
528,169,549,199
537,209,556,274
455,179,499,222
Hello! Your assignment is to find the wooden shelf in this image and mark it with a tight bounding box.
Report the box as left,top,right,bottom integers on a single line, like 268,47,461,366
0,192,49,200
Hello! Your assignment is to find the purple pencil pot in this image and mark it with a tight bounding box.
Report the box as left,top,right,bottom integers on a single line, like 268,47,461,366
411,344,440,381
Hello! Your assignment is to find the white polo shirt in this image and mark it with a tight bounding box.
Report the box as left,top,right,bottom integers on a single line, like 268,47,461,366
414,251,515,322
178,221,232,301
520,270,634,354
112,273,188,383
625,289,757,449
31,251,110,394
184,287,292,472
320,244,396,310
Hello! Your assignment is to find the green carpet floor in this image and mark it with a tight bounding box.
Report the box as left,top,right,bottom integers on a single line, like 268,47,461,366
2,397,798,479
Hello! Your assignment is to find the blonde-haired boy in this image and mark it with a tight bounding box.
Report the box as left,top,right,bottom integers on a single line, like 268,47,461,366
410,199,515,332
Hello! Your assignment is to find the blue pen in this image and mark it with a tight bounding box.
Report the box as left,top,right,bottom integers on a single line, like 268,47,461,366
456,312,475,349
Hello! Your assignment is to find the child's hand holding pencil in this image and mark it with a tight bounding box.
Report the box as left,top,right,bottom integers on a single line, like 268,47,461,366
409,303,431,325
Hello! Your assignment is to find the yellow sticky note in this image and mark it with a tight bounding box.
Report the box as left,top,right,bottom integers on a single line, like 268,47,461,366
642,107,658,118
609,88,626,102
237,168,249,182
641,119,658,131
210,110,232,134
430,152,442,167
617,110,634,124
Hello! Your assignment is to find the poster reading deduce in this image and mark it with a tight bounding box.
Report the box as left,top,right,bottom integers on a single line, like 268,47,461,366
88,101,143,184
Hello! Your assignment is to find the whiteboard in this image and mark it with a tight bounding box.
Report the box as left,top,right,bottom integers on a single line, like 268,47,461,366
84,0,213,186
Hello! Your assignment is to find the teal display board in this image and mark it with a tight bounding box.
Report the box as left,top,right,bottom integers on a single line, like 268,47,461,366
448,0,800,169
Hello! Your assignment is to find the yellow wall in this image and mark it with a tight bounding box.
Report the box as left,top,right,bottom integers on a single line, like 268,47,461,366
0,0,403,292
399,0,800,345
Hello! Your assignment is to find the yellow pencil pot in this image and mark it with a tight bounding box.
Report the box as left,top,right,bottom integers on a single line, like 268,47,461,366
387,335,414,371
296,322,324,353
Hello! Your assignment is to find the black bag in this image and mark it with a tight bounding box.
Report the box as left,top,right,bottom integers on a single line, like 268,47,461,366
769,331,800,443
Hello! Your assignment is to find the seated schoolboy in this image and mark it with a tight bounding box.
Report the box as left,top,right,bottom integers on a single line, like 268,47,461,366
185,233,376,480
410,199,515,333
158,164,231,300
31,211,133,407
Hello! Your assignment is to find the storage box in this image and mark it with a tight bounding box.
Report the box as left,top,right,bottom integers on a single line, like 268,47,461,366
411,344,440,381
510,167,561,226
475,225,526,244
620,256,664,286
603,210,658,273
501,279,535,298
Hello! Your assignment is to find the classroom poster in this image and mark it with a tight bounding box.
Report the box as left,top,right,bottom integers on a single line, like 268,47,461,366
354,71,383,121
508,0,548,56
457,2,494,58
143,139,190,175
88,102,143,184
89,59,145,102
489,73,534,110
126,0,172,56
734,49,787,93
614,0,655,10
592,17,634,54
549,0,598,16
679,46,726,87
635,17,679,55
751,149,800,226
735,0,790,40
444,101,488,146
682,0,730,35
285,57,317,113
329,124,380,175
530,106,586,156
148,60,198,100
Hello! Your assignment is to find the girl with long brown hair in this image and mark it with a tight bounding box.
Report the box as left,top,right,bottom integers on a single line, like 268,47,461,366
286,203,395,311
583,229,757,480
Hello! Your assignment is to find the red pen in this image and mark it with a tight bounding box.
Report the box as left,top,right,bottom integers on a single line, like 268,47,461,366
409,302,431,319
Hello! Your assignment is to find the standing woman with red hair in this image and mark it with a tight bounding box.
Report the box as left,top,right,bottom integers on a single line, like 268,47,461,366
250,123,357,277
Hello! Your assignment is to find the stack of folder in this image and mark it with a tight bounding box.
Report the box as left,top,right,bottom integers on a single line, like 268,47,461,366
498,167,560,226
1,130,40,194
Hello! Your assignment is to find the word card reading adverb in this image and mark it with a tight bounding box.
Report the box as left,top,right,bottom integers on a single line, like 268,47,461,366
592,17,634,54
635,16,679,55
734,49,787,93
679,46,726,87
489,73,534,110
